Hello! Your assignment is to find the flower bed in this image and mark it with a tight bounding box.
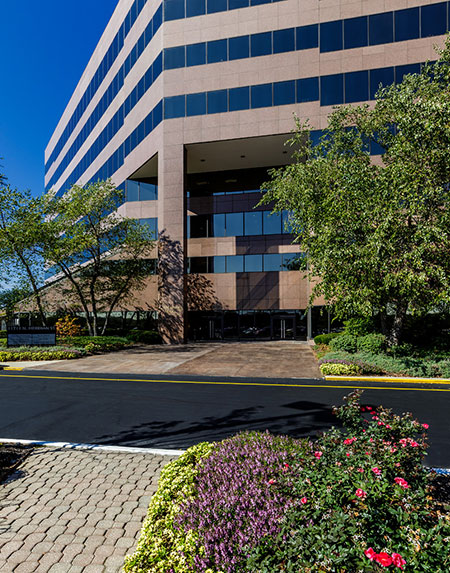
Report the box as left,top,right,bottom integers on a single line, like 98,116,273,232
0,346,85,361
124,391,450,572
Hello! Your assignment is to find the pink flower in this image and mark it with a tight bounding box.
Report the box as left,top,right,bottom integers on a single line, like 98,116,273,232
410,441,419,447
422,423,429,429
314,451,323,459
355,488,367,499
390,447,397,453
392,553,406,569
267,479,276,485
356,467,364,473
376,552,393,567
386,424,391,429
364,547,377,561
372,467,381,476
394,477,410,489
300,497,308,504
343,437,356,445
378,421,385,426
366,406,373,411
346,452,351,457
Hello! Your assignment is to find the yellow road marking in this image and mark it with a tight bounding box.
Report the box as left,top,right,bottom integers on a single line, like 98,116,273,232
326,375,450,385
1,372,450,392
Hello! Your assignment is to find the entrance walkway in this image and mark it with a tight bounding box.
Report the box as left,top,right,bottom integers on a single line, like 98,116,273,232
24,341,322,379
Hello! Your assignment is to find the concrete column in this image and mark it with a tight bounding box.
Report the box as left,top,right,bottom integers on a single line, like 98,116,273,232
157,142,187,344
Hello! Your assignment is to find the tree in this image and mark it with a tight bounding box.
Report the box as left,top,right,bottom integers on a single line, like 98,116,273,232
261,38,450,345
43,180,156,336
0,286,33,322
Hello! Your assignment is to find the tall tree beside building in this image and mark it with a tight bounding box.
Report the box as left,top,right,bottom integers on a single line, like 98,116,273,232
261,39,450,345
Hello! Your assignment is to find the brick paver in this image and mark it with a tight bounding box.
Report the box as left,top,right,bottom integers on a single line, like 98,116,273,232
0,448,176,572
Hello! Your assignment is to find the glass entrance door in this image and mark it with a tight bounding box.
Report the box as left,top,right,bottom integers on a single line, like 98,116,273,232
272,315,296,340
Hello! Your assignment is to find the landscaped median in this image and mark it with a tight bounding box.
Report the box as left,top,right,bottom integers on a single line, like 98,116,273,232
123,391,450,572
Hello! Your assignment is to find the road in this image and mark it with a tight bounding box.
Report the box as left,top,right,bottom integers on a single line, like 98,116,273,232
0,371,449,467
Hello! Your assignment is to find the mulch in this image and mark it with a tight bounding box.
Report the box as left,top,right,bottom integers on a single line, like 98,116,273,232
0,444,33,484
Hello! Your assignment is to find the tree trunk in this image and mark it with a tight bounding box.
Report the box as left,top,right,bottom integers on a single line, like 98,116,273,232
389,302,408,347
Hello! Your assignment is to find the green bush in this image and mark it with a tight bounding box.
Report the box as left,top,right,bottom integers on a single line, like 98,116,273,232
314,332,340,345
0,338,6,347
126,330,162,344
329,334,358,353
437,360,450,379
59,335,130,353
356,333,387,354
343,317,375,336
319,362,362,376
0,349,84,361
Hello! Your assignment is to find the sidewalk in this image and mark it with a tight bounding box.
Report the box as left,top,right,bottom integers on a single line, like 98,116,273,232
0,446,177,572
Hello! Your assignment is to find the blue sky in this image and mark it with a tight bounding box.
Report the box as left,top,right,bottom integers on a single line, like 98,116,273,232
0,0,118,197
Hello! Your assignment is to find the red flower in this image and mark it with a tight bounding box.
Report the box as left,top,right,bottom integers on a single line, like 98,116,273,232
267,479,276,485
364,547,377,561
394,477,409,489
376,552,393,567
300,497,307,504
314,451,323,459
356,467,364,473
422,423,429,429
355,488,367,499
392,553,406,569
372,467,381,476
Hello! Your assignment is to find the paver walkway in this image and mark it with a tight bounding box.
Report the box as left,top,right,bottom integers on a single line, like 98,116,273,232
0,447,177,572
22,341,322,379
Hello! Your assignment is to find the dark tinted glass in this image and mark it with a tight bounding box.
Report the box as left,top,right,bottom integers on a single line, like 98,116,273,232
344,16,368,49
213,214,226,237
207,0,227,13
227,255,244,273
244,211,262,235
190,257,208,273
263,211,282,234
251,84,273,108
320,21,343,52
164,0,185,21
229,0,249,9
226,213,244,236
126,180,139,202
345,70,369,103
187,42,206,66
251,32,272,56
297,77,319,102
264,253,282,271
394,8,419,42
164,46,185,69
396,63,420,83
320,74,344,106
187,92,207,116
207,90,228,113
370,66,394,99
296,24,318,50
274,80,296,106
229,36,250,60
273,28,295,53
164,95,185,119
369,12,393,45
229,86,250,111
207,39,227,63
189,215,209,238
245,255,263,272
186,0,206,17
421,3,447,37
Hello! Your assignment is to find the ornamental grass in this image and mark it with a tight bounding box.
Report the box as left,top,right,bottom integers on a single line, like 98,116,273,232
124,390,450,572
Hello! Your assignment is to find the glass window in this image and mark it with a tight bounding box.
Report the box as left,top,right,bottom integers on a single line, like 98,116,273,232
187,42,206,66
229,36,250,60
320,73,344,106
229,86,250,111
187,92,207,116
190,257,208,273
212,213,226,237
164,95,185,119
274,80,295,106
164,0,185,21
213,256,226,273
297,77,319,103
273,28,295,54
282,253,303,271
226,255,244,273
153,100,163,127
244,211,262,235
186,0,206,17
140,182,158,201
282,210,294,234
225,212,244,236
126,180,139,202
139,217,158,236
320,21,343,52
154,4,163,31
369,12,393,46
394,7,419,42
207,39,227,63
245,254,263,272
370,66,394,99
296,23,318,50
395,63,420,83
264,253,282,271
344,16,368,49
164,46,185,69
263,211,282,234
251,32,272,57
345,70,369,103
207,89,228,114
421,3,447,37
207,0,227,13
153,53,163,79
229,0,249,9
251,83,272,108
189,215,209,238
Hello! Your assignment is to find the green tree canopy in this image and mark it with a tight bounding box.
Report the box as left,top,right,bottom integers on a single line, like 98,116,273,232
261,38,450,344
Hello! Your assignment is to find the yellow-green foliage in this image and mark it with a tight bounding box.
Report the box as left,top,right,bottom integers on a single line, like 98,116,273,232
124,442,215,573
320,362,362,376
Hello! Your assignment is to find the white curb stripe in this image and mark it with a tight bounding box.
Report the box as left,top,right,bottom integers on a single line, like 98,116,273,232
0,437,184,456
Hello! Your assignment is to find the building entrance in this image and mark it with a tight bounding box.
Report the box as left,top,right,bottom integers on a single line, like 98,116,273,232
272,315,296,340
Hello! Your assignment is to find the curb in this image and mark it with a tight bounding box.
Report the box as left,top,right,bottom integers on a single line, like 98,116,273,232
0,437,184,456
325,375,450,385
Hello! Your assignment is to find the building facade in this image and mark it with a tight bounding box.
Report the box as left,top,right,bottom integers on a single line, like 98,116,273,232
45,0,448,342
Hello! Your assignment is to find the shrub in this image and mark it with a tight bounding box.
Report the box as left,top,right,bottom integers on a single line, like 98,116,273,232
55,316,82,338
0,338,6,347
0,349,84,361
329,333,358,353
126,330,162,344
60,336,130,353
357,333,387,354
319,361,362,376
437,360,450,379
314,332,340,345
343,317,375,336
